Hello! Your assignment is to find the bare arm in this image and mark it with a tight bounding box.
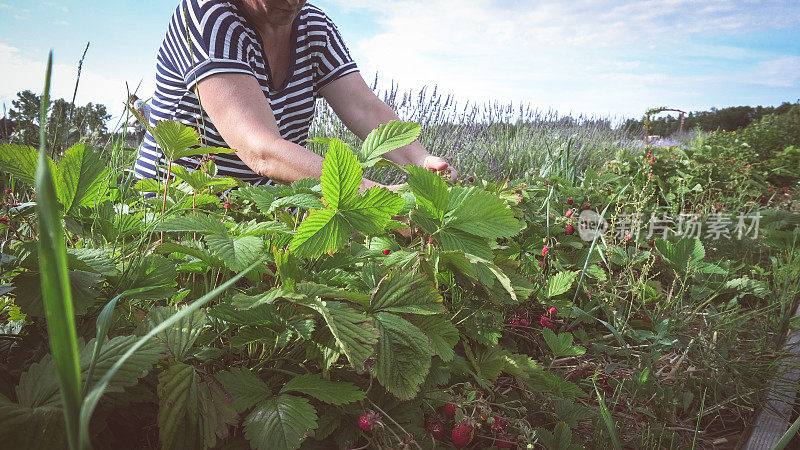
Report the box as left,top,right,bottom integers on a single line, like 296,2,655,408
194,72,385,190
319,72,457,181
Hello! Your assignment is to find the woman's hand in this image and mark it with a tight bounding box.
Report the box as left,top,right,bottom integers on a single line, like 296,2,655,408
423,155,458,183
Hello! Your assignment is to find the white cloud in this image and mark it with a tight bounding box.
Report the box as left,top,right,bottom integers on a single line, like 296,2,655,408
325,0,800,117
0,43,137,124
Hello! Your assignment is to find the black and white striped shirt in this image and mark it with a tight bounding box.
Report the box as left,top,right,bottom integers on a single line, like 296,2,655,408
134,0,358,183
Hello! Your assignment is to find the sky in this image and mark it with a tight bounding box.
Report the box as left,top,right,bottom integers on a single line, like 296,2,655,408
1,0,799,125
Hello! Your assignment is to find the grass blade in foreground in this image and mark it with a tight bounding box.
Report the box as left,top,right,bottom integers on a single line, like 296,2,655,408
78,259,263,449
35,50,83,450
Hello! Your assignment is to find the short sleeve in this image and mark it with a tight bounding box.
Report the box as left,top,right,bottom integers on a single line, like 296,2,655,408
177,0,258,90
315,15,359,92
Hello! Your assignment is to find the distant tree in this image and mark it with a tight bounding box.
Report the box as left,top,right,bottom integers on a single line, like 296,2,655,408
3,90,111,151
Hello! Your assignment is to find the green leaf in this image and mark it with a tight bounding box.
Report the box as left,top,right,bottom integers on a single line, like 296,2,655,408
437,228,494,262
157,362,200,449
342,186,404,234
215,367,272,413
142,306,206,362
369,271,444,315
412,315,459,362
154,214,227,235
280,374,365,405
321,138,361,210
289,209,350,259
295,282,371,307
373,312,432,399
54,143,109,214
542,328,586,357
0,396,67,449
243,394,317,450
12,270,102,317
406,165,449,220
444,187,522,239
654,237,705,273
197,376,238,448
151,120,199,161
66,248,119,277
553,398,595,428
267,193,324,215
305,299,378,372
155,242,225,268
547,271,579,298
206,234,264,272
359,121,421,167
0,143,52,187
79,259,263,448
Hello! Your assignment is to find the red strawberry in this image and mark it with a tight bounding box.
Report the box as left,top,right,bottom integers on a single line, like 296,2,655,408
549,307,558,316
567,197,573,205
490,416,507,432
540,314,554,329
444,403,457,421
0,216,9,225
358,411,380,431
583,204,590,210
224,201,231,210
468,176,474,183
625,234,632,243
738,170,743,174
428,237,435,244
565,209,573,218
382,249,391,255
542,246,549,257
3,189,10,195
519,318,530,327
648,240,655,248
565,225,575,235
452,421,474,448
509,317,520,328
426,419,447,441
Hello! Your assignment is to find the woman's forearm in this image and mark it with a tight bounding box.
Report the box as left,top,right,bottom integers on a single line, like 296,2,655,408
237,136,385,190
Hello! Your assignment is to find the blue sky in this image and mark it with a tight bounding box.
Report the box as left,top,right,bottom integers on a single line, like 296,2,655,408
1,0,798,125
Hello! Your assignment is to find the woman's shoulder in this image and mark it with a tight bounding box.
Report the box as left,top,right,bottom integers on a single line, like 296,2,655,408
299,3,337,27
174,0,248,28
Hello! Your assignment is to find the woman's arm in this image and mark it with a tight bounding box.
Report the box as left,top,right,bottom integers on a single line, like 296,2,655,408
319,72,457,181
194,72,388,190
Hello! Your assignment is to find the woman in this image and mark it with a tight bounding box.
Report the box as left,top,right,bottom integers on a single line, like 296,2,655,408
134,0,456,191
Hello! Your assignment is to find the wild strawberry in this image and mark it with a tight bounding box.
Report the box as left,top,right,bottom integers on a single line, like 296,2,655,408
468,176,474,183
358,411,379,431
768,188,773,192
444,403,457,421
3,189,10,195
625,234,632,243
509,317,520,328
519,317,530,327
540,314,554,329
567,197,573,205
451,421,474,448
382,249,390,255
648,240,655,248
747,164,751,168
565,209,573,218
490,416,507,432
0,216,9,225
643,315,651,324
730,159,734,163
542,246,549,257
549,307,558,316
267,264,277,274
426,419,447,441
583,204,590,210
565,225,574,235
428,237,435,244
738,170,743,174
224,201,231,210
516,308,527,317
538,260,545,268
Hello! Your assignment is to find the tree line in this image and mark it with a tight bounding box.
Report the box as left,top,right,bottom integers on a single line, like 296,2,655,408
621,101,800,137
0,90,111,153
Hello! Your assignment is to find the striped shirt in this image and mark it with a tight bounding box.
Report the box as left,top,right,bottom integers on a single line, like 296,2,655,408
134,0,358,184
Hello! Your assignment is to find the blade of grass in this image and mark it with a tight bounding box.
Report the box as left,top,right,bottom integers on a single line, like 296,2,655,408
78,258,263,449
773,413,800,450
594,381,622,450
35,50,82,450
